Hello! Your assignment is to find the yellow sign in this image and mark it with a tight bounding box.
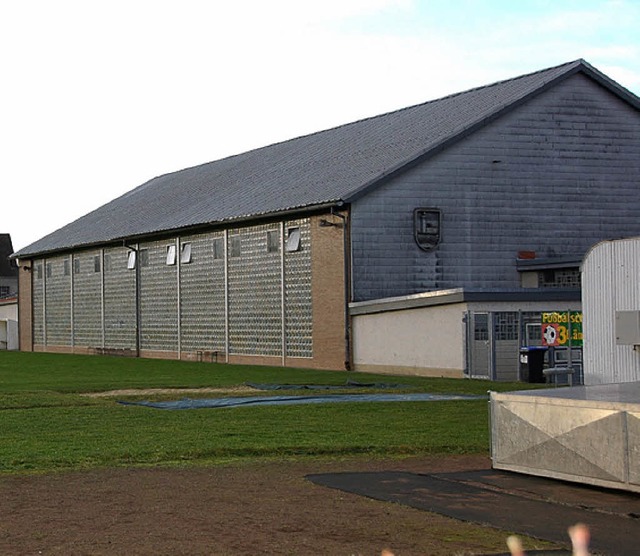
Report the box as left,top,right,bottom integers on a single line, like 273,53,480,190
541,311,583,346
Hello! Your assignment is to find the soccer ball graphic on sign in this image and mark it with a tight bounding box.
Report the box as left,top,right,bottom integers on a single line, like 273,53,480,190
543,324,558,346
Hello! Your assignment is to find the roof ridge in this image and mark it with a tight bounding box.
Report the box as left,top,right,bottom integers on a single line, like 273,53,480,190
426,59,582,102
150,60,586,182
305,60,583,129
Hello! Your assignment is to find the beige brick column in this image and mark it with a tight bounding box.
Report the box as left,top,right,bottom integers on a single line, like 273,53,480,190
310,212,349,370
17,260,33,351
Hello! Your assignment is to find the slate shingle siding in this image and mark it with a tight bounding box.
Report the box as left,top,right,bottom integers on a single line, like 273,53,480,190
351,74,640,301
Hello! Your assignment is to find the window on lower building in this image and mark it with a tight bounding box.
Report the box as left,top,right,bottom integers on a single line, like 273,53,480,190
473,313,489,341
46,263,52,278
516,256,582,289
36,264,43,280
0,286,10,297
74,258,81,274
414,208,441,251
94,255,101,273
64,259,70,276
494,312,519,341
540,269,581,288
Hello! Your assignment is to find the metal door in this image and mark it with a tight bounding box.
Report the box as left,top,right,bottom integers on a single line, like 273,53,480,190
466,312,493,379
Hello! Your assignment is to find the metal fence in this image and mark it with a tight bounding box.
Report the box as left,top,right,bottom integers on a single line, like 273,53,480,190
465,310,583,383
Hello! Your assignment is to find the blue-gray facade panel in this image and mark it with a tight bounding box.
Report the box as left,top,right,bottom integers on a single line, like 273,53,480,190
351,74,640,301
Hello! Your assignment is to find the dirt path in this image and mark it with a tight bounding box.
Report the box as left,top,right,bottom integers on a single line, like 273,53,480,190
82,386,257,398
0,455,549,555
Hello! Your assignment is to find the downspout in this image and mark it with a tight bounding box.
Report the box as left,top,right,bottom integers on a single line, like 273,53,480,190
27,260,34,352
70,254,74,350
100,249,105,349
331,207,351,371
280,221,286,367
124,242,141,357
43,259,47,347
176,238,181,360
223,229,230,363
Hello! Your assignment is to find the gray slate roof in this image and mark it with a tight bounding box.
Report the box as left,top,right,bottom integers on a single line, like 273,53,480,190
15,59,639,258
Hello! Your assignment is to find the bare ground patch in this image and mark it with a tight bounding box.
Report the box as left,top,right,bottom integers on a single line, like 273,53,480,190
82,386,258,398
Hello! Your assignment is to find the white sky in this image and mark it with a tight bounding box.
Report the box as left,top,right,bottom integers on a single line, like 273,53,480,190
2,0,639,251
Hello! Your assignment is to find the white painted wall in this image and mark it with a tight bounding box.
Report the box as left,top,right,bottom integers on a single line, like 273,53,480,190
582,237,640,385
352,303,466,377
0,300,18,321
0,319,19,350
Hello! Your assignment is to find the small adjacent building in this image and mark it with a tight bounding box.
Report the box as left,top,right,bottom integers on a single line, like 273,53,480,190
12,60,640,378
582,236,640,385
1,234,19,350
0,234,18,300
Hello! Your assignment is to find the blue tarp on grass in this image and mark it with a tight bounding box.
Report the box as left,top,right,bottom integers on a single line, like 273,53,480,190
118,393,484,410
245,380,408,390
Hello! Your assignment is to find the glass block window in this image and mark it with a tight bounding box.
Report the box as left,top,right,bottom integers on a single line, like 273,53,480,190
139,249,149,267
213,238,224,260
230,236,241,257
266,230,279,253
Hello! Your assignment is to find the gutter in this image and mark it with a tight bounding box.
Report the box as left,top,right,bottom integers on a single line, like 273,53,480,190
11,202,343,260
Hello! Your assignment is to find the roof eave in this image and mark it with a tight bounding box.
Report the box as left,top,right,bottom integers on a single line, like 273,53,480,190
576,59,640,111
12,200,346,259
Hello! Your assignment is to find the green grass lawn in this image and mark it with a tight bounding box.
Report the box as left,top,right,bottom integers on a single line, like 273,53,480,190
0,351,533,474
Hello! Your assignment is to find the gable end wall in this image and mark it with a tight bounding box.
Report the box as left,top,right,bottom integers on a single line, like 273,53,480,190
351,73,640,301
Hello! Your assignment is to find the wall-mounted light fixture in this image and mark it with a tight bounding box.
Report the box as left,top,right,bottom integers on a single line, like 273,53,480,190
319,218,342,228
